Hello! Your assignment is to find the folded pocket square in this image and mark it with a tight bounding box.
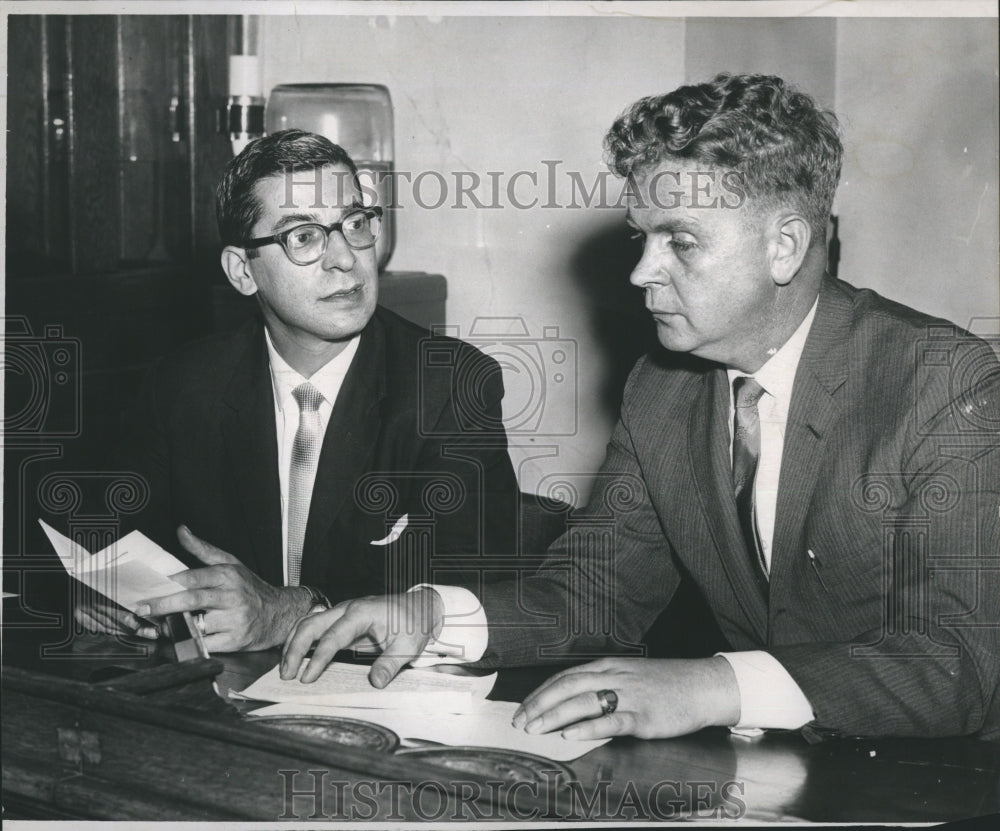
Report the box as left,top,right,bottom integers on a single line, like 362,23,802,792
370,514,408,546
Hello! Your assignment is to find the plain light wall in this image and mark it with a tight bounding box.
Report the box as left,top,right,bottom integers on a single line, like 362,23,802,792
262,15,686,500
685,18,837,107
835,17,999,330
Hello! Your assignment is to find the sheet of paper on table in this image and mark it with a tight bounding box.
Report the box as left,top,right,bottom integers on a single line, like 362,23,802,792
248,700,610,762
234,660,498,713
39,519,187,614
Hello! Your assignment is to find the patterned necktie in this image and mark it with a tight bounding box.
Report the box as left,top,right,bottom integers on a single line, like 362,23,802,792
287,382,324,586
732,376,768,580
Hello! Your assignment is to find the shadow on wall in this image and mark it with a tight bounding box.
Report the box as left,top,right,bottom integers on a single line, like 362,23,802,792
563,221,729,658
567,218,656,416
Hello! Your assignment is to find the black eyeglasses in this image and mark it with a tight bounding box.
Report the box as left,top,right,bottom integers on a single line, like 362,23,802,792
242,206,383,265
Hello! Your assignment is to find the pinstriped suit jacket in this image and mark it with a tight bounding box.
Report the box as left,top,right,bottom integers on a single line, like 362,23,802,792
479,276,1000,739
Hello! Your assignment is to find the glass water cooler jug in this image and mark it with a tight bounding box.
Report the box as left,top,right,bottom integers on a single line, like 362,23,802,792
266,84,395,270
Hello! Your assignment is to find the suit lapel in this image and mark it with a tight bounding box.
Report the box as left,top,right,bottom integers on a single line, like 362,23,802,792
220,323,284,586
769,279,851,588
688,366,769,641
300,317,386,585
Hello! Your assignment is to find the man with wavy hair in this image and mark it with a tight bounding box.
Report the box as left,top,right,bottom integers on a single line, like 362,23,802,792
283,76,1000,741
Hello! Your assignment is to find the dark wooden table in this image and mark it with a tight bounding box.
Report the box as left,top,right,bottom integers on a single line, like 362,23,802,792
3,607,998,824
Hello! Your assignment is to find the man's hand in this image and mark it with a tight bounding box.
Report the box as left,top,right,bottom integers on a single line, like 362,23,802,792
280,587,444,688
511,657,741,740
73,596,159,640
136,525,312,653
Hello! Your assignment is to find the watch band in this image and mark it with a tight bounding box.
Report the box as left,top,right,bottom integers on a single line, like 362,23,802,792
302,585,332,610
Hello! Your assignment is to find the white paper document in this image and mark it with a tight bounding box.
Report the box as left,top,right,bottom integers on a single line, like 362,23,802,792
39,519,188,613
234,660,497,713
248,700,609,762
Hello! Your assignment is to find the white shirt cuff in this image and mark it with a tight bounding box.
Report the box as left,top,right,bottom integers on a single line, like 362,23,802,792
406,584,487,667
718,650,814,731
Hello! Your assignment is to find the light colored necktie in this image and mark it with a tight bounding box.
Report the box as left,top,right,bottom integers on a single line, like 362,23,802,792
287,382,324,586
732,376,768,581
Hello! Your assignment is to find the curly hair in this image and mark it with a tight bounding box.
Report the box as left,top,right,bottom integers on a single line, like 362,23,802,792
216,129,359,247
604,74,842,234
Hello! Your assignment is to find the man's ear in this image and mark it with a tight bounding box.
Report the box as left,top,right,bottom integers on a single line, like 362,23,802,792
221,246,258,297
768,214,812,287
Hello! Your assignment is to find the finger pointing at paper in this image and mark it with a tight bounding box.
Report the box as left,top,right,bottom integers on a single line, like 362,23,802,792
280,588,445,688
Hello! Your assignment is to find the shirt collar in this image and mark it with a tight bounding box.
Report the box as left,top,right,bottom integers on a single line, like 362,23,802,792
727,297,819,402
265,328,361,410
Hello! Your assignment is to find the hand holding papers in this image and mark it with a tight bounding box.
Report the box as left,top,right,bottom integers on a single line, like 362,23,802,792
139,525,315,653
40,519,187,618
39,519,210,656
45,519,321,653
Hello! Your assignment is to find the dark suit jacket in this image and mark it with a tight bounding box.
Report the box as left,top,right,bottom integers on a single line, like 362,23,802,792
479,277,1000,739
114,306,519,605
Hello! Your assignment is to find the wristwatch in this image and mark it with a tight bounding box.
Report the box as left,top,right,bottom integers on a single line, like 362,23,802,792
302,585,332,610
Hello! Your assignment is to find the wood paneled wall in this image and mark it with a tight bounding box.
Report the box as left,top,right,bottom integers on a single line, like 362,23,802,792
6,14,232,278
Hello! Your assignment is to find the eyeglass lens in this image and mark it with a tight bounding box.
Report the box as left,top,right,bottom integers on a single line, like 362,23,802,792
285,212,381,264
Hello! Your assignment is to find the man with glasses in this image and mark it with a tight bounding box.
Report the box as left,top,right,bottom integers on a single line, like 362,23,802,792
78,130,518,653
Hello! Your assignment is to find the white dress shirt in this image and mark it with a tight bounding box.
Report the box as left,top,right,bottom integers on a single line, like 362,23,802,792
265,330,360,585
422,300,822,731
725,299,818,571
719,299,818,731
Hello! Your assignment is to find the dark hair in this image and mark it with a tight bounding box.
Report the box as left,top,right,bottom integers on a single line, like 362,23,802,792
604,73,842,234
216,129,359,247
